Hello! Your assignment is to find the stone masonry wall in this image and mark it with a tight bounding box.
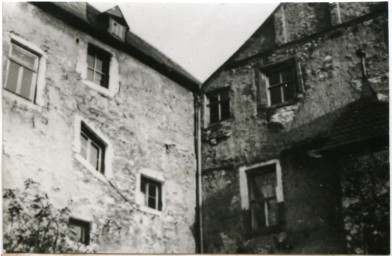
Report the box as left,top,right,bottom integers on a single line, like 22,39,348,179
232,2,387,63
201,6,388,253
3,3,196,253
340,147,389,254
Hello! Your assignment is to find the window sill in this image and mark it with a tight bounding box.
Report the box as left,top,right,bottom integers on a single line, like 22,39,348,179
75,153,107,183
2,89,43,112
267,100,296,110
137,205,163,217
244,225,283,239
81,80,115,98
266,93,303,110
204,118,233,130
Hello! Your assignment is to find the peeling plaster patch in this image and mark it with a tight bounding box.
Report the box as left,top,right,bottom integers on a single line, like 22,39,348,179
269,104,300,128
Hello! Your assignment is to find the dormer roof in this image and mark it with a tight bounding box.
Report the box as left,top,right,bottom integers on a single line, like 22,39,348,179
102,5,129,28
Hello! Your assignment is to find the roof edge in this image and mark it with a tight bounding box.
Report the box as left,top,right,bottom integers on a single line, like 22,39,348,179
31,2,200,93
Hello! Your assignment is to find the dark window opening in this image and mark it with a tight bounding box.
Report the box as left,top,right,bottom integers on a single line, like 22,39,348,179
87,44,111,88
207,88,230,124
80,122,106,174
267,65,297,106
246,164,279,231
140,175,162,211
68,218,90,245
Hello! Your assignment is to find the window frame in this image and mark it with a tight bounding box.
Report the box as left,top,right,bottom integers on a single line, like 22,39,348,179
80,122,106,174
239,159,284,237
4,41,40,102
140,175,163,211
68,217,90,245
206,87,231,124
258,58,302,108
109,18,126,41
87,44,111,88
135,169,165,216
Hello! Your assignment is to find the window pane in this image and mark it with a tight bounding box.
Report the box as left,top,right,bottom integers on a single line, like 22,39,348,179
283,82,296,102
267,199,279,226
148,195,157,209
220,90,229,100
250,202,267,230
95,72,103,85
87,69,94,82
251,171,276,199
90,143,99,170
269,86,282,105
5,61,20,93
95,58,103,72
148,184,157,198
209,103,219,123
269,71,280,85
281,67,294,82
87,54,95,69
11,45,37,70
208,94,219,104
19,68,34,100
80,134,88,158
69,224,83,243
220,99,230,121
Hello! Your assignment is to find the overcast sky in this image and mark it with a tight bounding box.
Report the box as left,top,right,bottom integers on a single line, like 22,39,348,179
91,2,278,82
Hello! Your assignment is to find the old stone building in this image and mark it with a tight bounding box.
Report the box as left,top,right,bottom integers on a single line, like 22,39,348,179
201,2,389,254
3,2,200,253
3,2,389,254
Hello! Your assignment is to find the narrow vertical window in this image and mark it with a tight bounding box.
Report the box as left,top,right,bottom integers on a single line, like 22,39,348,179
80,122,106,174
140,176,162,211
244,161,284,233
5,43,39,101
206,88,230,124
87,45,110,88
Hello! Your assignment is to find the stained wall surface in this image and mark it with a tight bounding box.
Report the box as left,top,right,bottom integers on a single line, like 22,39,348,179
3,2,196,253
201,2,388,253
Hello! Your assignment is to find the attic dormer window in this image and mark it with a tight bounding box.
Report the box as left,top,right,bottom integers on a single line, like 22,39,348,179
109,18,125,41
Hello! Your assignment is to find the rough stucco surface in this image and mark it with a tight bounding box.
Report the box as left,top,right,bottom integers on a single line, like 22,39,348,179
232,2,387,63
201,5,388,254
340,148,389,254
3,3,196,253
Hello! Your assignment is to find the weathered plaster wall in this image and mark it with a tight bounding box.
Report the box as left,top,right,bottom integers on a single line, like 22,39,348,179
201,7,388,253
202,13,388,168
232,2,387,63
202,154,346,253
340,147,389,254
3,3,196,253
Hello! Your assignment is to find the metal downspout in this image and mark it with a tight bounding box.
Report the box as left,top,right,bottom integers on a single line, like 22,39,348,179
195,90,204,253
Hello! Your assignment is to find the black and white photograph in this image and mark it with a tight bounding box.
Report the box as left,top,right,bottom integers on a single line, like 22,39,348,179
2,1,389,254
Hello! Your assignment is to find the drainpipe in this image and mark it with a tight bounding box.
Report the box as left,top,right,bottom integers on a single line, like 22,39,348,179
194,89,204,253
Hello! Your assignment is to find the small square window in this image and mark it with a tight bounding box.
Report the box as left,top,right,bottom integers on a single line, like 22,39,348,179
4,42,40,101
87,44,111,88
267,66,296,106
68,218,90,245
80,122,106,174
140,175,162,211
206,88,230,124
259,59,300,107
